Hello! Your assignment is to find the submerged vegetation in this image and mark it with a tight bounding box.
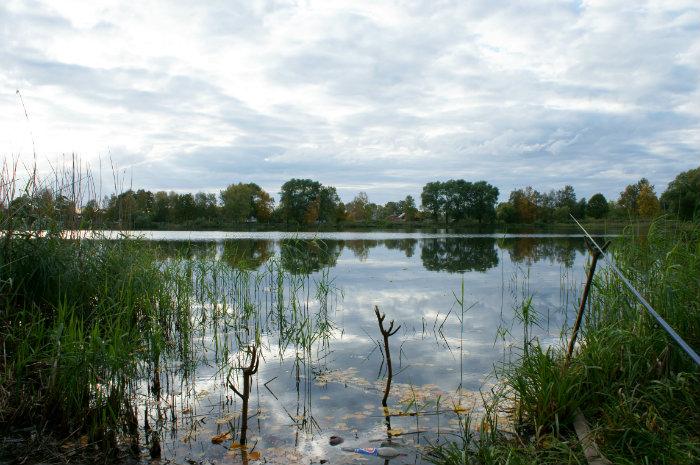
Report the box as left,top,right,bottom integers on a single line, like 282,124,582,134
429,219,700,464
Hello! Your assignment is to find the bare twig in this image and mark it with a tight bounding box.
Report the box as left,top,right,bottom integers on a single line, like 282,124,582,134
374,306,400,407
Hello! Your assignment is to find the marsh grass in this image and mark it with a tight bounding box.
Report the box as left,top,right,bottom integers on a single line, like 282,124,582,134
0,162,338,462
430,218,700,465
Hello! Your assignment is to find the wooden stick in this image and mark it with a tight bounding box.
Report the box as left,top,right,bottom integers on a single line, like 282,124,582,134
573,409,612,465
566,239,610,364
227,345,259,445
374,306,400,407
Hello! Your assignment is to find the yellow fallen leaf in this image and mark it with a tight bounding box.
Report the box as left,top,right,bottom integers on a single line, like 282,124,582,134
453,405,470,414
319,395,331,400
211,431,232,444
387,428,403,435
229,441,245,450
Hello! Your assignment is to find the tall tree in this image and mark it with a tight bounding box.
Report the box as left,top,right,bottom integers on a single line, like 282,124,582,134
510,187,538,223
469,181,499,223
618,178,654,216
637,183,660,219
587,193,609,219
399,195,418,221
279,179,340,225
421,182,445,221
346,192,372,222
660,166,700,220
220,183,272,223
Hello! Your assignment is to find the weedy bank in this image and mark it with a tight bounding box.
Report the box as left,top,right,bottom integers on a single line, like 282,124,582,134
430,219,699,465
0,168,336,463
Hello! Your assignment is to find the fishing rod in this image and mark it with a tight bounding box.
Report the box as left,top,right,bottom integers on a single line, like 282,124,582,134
570,215,700,366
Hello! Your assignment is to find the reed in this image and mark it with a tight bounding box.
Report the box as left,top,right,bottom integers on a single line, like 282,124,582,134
430,218,700,464
0,163,338,462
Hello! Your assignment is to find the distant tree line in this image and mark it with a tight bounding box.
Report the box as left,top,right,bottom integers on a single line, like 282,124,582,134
4,166,698,229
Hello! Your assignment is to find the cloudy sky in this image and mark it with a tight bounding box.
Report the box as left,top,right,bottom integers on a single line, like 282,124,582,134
1,0,698,203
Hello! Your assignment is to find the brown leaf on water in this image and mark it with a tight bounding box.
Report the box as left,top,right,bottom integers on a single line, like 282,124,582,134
453,405,470,414
212,431,232,444
229,441,245,450
247,450,261,460
182,407,192,414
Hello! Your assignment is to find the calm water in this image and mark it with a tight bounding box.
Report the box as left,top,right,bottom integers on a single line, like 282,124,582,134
128,232,602,465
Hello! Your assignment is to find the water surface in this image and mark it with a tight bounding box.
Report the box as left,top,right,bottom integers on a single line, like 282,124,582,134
133,232,597,465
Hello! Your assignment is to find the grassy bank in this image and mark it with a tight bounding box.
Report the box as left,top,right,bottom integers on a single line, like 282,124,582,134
0,173,338,462
430,219,699,464
0,230,195,460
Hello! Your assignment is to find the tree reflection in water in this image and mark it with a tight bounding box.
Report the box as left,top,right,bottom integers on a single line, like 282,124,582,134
498,237,585,269
420,237,499,273
222,240,274,270
280,239,344,274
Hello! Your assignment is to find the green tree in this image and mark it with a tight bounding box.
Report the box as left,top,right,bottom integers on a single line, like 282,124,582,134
421,181,445,221
173,193,197,223
220,183,273,223
469,181,499,223
279,179,340,225
660,166,700,220
194,192,219,220
399,195,418,221
496,202,518,223
380,201,401,220
152,191,172,223
587,193,609,219
80,199,102,226
346,192,372,222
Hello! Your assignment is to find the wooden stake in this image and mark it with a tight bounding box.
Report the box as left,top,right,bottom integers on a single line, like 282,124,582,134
566,239,610,365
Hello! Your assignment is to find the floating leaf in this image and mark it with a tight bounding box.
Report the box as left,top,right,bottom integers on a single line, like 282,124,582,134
319,395,331,400
181,407,192,414
216,412,241,424
247,450,261,460
387,428,403,435
212,431,232,444
453,405,470,414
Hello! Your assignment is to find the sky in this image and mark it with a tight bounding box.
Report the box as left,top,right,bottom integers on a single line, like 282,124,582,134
1,0,699,204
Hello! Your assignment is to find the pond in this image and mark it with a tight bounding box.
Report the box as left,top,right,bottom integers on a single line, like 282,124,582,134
124,232,604,465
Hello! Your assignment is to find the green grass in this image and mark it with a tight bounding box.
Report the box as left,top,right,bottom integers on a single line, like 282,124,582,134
429,218,700,465
0,169,337,462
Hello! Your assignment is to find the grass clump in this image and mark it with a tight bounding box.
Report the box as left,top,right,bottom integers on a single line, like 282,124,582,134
0,166,194,461
430,219,700,464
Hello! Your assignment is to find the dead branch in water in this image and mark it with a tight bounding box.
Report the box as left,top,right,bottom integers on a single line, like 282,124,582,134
374,305,400,407
227,345,260,445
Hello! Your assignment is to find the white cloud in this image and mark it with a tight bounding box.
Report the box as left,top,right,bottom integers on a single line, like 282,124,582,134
0,0,698,203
